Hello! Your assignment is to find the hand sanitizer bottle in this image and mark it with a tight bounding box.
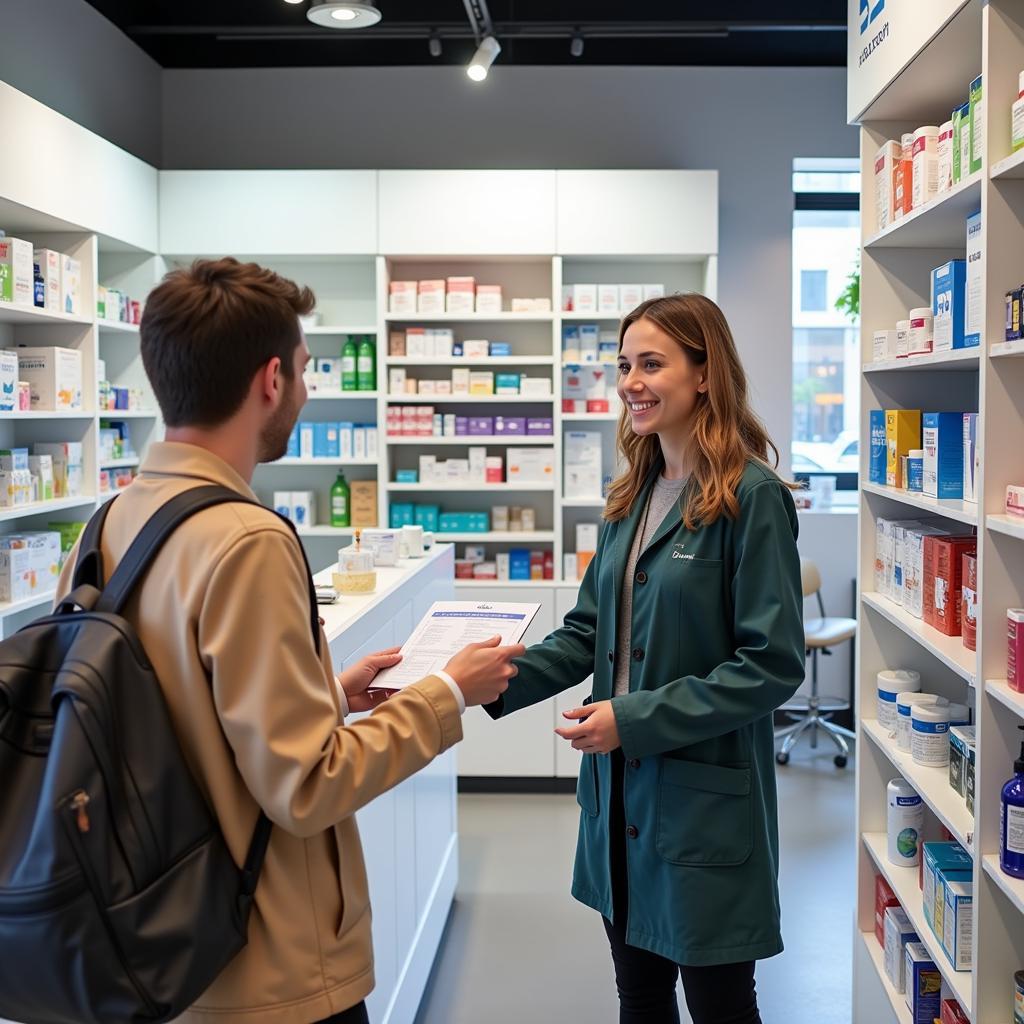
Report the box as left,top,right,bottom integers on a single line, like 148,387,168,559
1000,725,1024,879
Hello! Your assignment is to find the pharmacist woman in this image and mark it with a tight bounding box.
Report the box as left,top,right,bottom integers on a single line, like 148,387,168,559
486,293,805,1024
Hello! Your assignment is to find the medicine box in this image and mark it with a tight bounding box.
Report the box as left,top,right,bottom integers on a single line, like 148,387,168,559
0,348,16,411
904,943,941,1024
290,492,315,528
494,416,526,436
969,75,983,176
576,523,599,555
962,413,978,503
564,431,602,498
922,843,972,931
965,211,983,347
273,491,292,519
476,285,502,314
620,284,643,311
33,442,83,499
298,423,314,460
495,373,521,394
923,534,975,635
469,371,494,396
489,341,511,357
33,249,62,312
389,281,417,315
572,284,597,314
931,260,968,351
643,284,665,301
520,376,552,396
883,906,918,993
580,324,600,362
0,541,33,602
922,412,964,499
598,285,619,314
873,330,899,361
286,426,300,459
61,256,81,315
0,237,33,305
562,326,581,363
948,724,975,798
869,410,886,485
417,279,445,314
886,409,921,488
446,277,475,313
942,878,972,971
507,447,555,484
15,346,83,411
463,340,490,359
350,481,378,528
875,140,901,231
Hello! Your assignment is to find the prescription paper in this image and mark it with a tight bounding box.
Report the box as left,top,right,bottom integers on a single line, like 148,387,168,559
370,601,539,691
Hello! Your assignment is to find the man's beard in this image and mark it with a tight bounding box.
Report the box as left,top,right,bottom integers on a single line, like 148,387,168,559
257,385,300,464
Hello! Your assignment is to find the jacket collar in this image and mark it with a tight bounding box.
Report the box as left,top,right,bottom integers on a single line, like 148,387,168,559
139,442,259,501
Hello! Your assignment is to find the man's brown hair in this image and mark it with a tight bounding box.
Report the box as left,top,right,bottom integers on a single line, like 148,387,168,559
140,258,315,428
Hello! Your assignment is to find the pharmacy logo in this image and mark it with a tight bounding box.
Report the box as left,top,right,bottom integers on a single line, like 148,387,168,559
671,543,693,561
859,0,884,34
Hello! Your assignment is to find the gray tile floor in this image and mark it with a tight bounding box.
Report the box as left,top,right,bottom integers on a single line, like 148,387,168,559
415,744,855,1024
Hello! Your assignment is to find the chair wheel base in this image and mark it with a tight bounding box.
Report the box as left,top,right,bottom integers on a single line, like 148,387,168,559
834,755,848,769
776,751,790,766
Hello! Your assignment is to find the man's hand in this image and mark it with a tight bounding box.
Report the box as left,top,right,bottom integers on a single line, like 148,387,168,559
555,700,621,754
337,647,403,713
444,635,526,707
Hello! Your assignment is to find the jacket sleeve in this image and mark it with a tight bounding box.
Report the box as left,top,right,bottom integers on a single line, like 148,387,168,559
612,480,805,760
486,522,606,719
198,527,463,837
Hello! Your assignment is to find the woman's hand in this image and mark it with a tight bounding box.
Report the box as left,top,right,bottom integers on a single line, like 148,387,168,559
555,700,621,754
336,647,402,713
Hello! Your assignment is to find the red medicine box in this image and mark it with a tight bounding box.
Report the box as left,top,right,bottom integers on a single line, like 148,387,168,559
922,535,976,635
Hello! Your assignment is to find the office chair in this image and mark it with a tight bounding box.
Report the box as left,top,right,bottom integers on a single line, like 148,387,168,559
775,558,857,769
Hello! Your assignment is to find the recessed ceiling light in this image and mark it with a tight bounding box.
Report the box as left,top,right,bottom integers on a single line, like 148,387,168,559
306,1,382,29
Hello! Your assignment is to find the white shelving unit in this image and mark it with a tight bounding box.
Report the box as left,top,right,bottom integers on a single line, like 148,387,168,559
853,4,1024,1021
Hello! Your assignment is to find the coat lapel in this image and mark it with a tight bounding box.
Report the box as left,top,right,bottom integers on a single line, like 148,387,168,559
641,476,695,558
611,463,663,628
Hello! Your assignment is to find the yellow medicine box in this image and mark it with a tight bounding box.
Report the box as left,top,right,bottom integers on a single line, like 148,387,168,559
886,409,921,488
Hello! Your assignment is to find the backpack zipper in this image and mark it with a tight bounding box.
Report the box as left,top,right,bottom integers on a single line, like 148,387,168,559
71,790,91,833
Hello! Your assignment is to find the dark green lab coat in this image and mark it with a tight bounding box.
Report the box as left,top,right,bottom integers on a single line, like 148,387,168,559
488,459,805,966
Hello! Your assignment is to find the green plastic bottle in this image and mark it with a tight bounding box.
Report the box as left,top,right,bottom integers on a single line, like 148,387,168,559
357,335,376,391
330,471,351,528
341,337,358,392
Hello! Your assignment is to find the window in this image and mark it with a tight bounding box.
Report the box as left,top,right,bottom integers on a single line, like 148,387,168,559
792,159,860,498
800,270,828,312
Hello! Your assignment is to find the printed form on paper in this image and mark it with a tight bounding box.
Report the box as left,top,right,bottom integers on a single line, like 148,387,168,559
369,601,540,691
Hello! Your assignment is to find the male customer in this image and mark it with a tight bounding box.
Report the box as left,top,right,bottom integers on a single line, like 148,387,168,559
55,258,522,1024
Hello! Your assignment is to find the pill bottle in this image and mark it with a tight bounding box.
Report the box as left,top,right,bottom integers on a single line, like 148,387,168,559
887,777,924,867
877,670,922,732
897,693,944,752
912,703,952,767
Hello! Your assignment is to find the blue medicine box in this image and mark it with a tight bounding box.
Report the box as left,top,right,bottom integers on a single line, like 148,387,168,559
509,548,531,580
286,426,299,459
869,410,886,485
414,505,439,532
389,503,415,529
312,423,329,458
396,469,418,483
922,412,964,499
931,260,968,351
489,341,511,357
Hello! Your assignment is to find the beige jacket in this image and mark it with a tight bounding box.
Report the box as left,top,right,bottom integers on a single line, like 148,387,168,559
55,442,463,1024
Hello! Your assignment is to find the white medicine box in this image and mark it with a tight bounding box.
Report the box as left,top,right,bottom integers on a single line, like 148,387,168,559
572,284,598,314
61,256,81,315
0,348,17,411
0,237,33,306
597,285,620,314
16,346,83,410
33,249,62,312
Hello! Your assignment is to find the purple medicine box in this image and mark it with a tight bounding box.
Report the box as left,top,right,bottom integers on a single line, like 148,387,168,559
455,416,470,435
495,416,526,435
527,417,553,435
468,416,495,435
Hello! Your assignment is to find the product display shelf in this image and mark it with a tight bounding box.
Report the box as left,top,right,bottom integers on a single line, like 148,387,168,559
989,338,1024,358
3,410,94,420
985,679,1024,720
0,589,56,621
96,321,139,335
385,395,553,405
858,932,913,1024
274,457,379,467
562,497,607,508
861,483,979,527
862,720,974,850
296,525,357,538
991,149,1024,181
387,435,555,446
0,304,93,327
981,855,1024,915
0,496,96,523
986,514,1024,541
386,356,557,367
386,482,555,493
453,578,559,589
305,391,380,401
562,412,620,422
101,410,158,419
384,313,554,324
561,312,629,321
304,325,377,335
438,531,555,543
863,173,983,251
863,349,981,373
861,833,973,1015
99,457,140,469
861,594,977,685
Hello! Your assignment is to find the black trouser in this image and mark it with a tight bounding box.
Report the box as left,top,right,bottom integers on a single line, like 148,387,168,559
315,1002,369,1024
604,749,762,1024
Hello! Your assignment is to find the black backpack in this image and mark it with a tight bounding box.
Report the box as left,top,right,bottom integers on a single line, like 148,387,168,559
0,484,321,1024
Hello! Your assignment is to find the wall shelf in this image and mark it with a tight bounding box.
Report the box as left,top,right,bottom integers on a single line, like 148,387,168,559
985,678,1024,720
991,149,1024,181
863,349,980,373
387,482,554,492
385,312,554,323
386,435,554,446
863,174,982,250
0,589,56,620
0,496,96,523
386,356,556,367
0,304,92,327
861,483,978,527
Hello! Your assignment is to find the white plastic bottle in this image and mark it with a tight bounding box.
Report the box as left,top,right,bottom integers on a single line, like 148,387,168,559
888,778,924,867
896,693,944,752
877,669,921,733
912,703,952,767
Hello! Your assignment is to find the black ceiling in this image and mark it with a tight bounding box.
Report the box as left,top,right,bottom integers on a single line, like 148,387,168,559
83,1,848,70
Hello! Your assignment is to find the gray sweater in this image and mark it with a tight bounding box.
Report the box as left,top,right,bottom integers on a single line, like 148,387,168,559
614,474,689,697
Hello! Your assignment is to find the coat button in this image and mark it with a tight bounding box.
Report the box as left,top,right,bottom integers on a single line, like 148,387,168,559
632,647,644,661
626,825,639,839
635,570,648,584
608,650,614,663
629,758,641,769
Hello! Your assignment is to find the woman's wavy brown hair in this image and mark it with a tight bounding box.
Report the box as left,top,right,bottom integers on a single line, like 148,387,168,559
604,293,795,528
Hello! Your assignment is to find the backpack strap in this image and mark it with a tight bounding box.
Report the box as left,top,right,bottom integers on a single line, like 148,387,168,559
71,494,119,591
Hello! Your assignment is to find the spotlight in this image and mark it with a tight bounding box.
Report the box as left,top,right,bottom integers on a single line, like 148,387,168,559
283,0,304,5
429,34,442,58
306,1,382,29
570,33,584,58
467,35,500,81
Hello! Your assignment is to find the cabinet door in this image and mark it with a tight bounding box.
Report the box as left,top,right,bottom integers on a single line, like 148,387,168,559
378,171,557,255
158,170,378,255
556,170,718,256
455,586,557,777
553,587,593,778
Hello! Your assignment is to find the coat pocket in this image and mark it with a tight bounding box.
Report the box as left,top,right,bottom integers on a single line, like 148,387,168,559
575,697,599,818
655,758,753,867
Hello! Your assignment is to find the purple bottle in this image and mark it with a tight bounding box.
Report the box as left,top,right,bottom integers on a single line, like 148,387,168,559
1000,725,1024,879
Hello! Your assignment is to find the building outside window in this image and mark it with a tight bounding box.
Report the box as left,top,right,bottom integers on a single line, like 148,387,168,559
792,158,860,498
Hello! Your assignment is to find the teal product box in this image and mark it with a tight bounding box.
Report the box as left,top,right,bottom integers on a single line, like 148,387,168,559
922,842,972,930
941,876,972,971
396,469,418,483
509,548,531,580
870,410,886,484
922,413,964,499
389,503,415,529
439,513,462,532
286,426,299,459
904,943,941,1024
414,505,439,532
489,342,511,357
495,373,521,393
931,260,968,351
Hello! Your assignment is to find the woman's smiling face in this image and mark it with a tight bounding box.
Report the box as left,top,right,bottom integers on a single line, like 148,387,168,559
616,317,707,439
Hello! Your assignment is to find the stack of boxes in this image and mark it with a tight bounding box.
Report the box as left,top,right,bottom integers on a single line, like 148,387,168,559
456,544,554,581
408,450,505,486
388,329,528,359
562,366,618,415
388,366,552,397
922,842,973,975
0,530,63,603
273,481,378,530
388,277,551,315
562,324,619,364
0,237,81,315
561,282,664,315
564,522,599,582
2,347,84,412
286,422,379,461
386,407,553,439
0,444,83,507
564,432,603,499
96,285,143,325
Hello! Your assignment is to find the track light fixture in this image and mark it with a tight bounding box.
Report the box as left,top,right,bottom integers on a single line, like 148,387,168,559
570,33,584,58
306,1,382,29
429,33,442,58
467,35,500,81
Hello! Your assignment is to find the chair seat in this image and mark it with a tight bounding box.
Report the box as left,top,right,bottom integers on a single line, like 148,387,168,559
805,616,857,648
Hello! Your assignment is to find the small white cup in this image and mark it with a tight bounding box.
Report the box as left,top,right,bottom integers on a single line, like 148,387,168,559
401,524,425,558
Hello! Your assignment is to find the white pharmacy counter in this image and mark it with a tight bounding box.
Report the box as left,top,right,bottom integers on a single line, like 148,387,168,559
314,543,456,1024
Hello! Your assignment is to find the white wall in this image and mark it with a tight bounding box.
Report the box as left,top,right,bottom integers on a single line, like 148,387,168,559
0,0,161,165
160,65,856,469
